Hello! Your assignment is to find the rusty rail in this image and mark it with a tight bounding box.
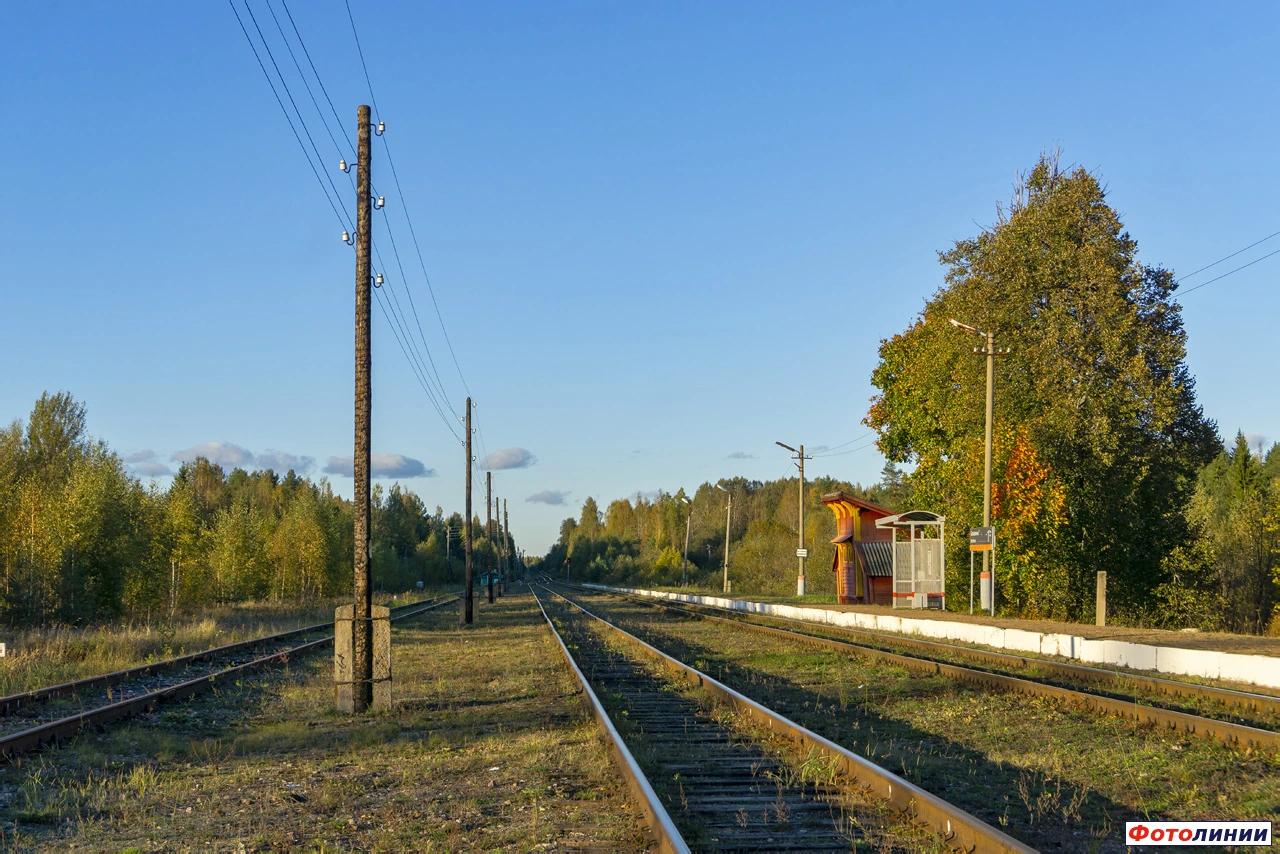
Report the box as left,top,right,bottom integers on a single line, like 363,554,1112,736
532,587,689,854
0,595,458,762
572,584,1279,752
0,593,455,716
539,584,1035,854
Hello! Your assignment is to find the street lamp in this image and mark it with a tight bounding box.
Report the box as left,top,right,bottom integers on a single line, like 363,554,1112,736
680,496,693,587
776,441,811,597
948,317,1011,616
715,483,732,594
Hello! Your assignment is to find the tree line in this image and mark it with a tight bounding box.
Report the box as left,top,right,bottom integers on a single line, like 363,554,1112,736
534,469,907,599
0,392,511,625
540,155,1280,633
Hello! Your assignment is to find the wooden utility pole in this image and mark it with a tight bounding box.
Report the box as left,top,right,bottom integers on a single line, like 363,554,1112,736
486,473,495,604
797,445,806,596
462,397,474,625
352,103,374,712
503,499,511,590
1096,571,1107,626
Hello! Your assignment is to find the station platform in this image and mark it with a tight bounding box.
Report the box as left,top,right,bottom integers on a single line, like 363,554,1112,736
587,583,1280,689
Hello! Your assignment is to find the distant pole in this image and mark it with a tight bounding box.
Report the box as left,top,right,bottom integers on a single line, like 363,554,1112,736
446,526,451,563
503,499,511,592
486,473,495,604
715,484,732,594
494,492,503,597
724,494,732,594
798,445,805,596
982,329,995,617
462,397,474,625
352,103,374,713
949,318,1008,619
682,498,692,586
1095,570,1107,627
776,441,810,597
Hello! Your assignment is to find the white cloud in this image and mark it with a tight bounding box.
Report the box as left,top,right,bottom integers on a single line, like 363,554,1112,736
324,453,434,478
527,489,570,505
172,441,255,468
130,460,173,478
123,449,157,464
256,450,316,474
725,451,754,460
481,447,537,470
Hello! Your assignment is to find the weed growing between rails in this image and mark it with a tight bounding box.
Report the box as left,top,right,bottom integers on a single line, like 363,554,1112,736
0,594,649,851
568,590,1280,852
572,613,952,853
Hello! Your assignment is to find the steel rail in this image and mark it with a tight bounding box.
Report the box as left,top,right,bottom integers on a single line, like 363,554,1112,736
569,585,1279,751
539,584,1035,854
605,586,1280,718
0,593,455,716
0,595,458,761
531,586,689,854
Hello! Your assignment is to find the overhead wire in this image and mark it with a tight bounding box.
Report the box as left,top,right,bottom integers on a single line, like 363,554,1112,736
812,432,874,454
227,0,350,231
262,0,465,442
278,0,460,420
343,0,473,398
1178,245,1280,297
1175,229,1280,286
241,0,352,232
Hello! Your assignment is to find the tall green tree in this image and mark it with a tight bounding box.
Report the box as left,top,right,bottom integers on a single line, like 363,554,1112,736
867,156,1218,619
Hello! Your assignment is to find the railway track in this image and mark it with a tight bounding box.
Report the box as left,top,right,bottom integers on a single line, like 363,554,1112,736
569,583,1280,750
0,594,458,761
534,583,1033,853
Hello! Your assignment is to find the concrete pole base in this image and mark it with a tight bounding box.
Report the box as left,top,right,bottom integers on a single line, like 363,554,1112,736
334,604,392,713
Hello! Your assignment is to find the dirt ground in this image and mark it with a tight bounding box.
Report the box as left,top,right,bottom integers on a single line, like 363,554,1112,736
0,590,651,852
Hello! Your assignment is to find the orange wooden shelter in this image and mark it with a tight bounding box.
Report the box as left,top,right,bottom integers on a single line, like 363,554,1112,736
821,491,895,604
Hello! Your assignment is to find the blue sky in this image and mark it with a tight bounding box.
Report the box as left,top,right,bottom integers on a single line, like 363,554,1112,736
2,2,1278,553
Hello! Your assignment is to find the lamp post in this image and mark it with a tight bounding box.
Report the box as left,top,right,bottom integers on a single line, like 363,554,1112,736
776,441,812,597
680,496,692,587
948,317,1010,617
715,483,732,594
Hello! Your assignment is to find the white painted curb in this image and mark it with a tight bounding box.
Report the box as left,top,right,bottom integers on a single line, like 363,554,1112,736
586,583,1280,690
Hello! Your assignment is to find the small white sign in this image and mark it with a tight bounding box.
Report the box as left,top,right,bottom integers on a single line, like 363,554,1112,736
0,643,6,657
796,548,808,558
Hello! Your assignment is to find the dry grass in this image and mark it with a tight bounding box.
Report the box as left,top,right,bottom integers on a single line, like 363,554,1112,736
0,592,430,697
0,589,651,852
574,592,1280,853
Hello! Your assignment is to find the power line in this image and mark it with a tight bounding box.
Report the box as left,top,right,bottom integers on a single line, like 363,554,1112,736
1178,245,1280,297
343,0,472,397
280,0,459,419
273,0,461,430
230,0,464,448
227,0,349,230
812,432,874,454
811,438,879,459
241,0,351,231
374,207,460,415
1176,229,1280,285
279,0,355,153
373,287,462,443
372,244,463,440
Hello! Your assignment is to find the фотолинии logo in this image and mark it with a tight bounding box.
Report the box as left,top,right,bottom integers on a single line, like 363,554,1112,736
1126,821,1272,847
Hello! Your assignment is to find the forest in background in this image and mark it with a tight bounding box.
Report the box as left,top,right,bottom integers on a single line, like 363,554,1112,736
539,156,1280,634
535,467,907,601
0,392,509,626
